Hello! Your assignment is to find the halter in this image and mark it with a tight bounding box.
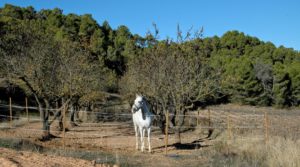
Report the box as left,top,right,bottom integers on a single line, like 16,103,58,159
132,102,146,120
132,104,141,113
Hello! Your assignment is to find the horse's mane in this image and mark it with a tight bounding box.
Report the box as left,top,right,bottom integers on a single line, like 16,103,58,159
140,99,148,120
133,96,150,120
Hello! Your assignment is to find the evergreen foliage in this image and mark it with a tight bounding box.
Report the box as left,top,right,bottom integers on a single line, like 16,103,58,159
0,4,299,108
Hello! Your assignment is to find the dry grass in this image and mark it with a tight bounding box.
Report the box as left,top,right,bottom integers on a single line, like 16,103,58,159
265,137,300,167
191,104,300,167
208,129,300,167
1,104,300,167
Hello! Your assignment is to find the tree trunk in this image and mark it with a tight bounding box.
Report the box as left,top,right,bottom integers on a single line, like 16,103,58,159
58,112,63,131
19,77,51,140
69,103,77,127
36,98,51,141
35,98,47,139
49,99,71,130
174,108,185,144
60,98,67,131
39,104,48,138
42,99,50,139
56,101,63,131
57,98,66,131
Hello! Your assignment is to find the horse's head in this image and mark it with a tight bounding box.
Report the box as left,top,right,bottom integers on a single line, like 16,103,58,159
134,94,145,108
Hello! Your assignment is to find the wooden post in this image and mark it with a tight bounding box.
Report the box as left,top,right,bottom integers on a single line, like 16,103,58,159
188,114,191,128
197,111,199,126
165,110,169,155
227,114,231,140
9,97,12,128
63,104,66,150
208,109,211,127
25,97,29,124
264,111,268,144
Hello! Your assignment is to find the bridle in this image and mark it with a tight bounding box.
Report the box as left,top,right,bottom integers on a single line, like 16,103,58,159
132,103,141,113
132,100,146,120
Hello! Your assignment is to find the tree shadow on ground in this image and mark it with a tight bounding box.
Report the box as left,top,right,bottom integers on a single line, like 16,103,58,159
39,133,61,142
172,142,209,150
154,137,211,151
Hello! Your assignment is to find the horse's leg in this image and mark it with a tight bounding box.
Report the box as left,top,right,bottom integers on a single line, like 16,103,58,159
147,127,151,153
134,124,139,150
140,127,145,152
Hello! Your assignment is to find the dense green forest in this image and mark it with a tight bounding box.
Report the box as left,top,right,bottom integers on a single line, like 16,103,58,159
1,4,299,110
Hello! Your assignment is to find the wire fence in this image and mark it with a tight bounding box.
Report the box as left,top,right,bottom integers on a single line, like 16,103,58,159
1,100,300,155
1,102,300,130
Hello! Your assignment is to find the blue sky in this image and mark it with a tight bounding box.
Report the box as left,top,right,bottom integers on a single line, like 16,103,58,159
1,0,300,50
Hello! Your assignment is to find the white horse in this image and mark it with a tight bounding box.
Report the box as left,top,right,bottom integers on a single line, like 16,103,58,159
132,95,154,152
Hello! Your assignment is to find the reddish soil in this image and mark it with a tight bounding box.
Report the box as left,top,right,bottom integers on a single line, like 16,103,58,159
0,104,299,167
0,147,110,167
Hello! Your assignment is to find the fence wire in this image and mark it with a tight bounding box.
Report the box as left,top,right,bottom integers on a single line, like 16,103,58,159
1,103,300,154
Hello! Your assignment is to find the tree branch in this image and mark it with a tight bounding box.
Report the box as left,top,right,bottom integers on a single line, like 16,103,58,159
49,98,71,125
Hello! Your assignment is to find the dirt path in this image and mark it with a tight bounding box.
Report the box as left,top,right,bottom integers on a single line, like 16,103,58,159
0,147,116,167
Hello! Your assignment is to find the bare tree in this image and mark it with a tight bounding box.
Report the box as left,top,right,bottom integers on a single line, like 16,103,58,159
58,41,115,127
1,21,62,139
1,21,109,139
122,40,220,144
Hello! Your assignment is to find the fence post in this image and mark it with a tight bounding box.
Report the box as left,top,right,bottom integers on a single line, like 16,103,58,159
197,111,199,126
197,110,202,134
208,109,211,127
264,111,268,144
165,110,169,155
63,104,66,150
227,114,231,140
9,97,12,128
25,97,29,124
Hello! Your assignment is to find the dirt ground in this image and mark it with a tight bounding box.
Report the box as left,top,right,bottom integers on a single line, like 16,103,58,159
1,121,214,165
0,147,111,167
0,118,213,166
0,104,299,167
